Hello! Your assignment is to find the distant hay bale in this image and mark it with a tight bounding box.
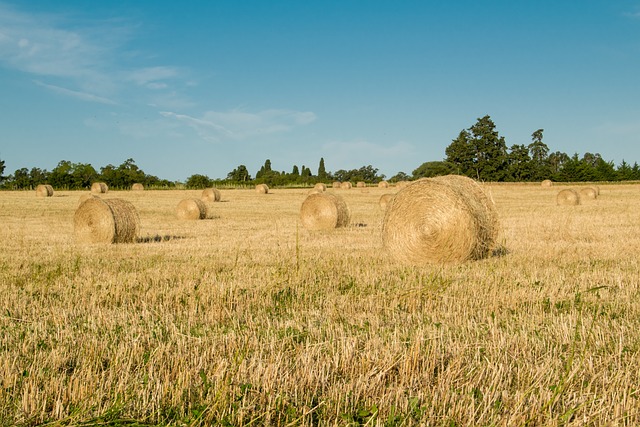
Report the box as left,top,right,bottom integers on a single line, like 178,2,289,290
201,188,221,202
579,187,598,200
36,184,53,197
300,193,350,230
313,183,327,192
541,179,553,187
395,181,409,189
176,198,207,220
131,183,144,191
255,183,269,194
340,182,352,189
382,177,497,264
378,181,389,188
557,189,581,206
356,181,366,188
332,181,341,189
379,193,394,210
91,182,108,194
74,198,140,244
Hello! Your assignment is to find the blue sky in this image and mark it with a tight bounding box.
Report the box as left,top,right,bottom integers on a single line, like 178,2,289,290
1,1,640,181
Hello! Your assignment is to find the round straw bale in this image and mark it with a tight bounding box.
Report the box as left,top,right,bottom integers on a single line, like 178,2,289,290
36,184,53,197
332,181,341,189
74,198,140,244
356,181,366,188
78,193,98,206
91,182,108,194
201,188,221,202
300,193,350,230
131,183,144,191
379,193,394,210
382,178,495,264
541,179,553,187
255,183,269,194
340,182,352,189
176,198,207,220
313,183,327,192
556,189,580,206
579,187,598,200
395,181,409,189
378,181,389,188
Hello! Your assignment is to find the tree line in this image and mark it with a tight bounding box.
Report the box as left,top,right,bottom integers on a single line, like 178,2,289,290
1,115,639,190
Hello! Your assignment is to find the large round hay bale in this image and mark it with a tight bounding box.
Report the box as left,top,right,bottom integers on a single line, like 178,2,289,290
340,182,352,190
579,187,598,200
255,183,269,194
176,198,207,220
36,184,53,197
78,193,98,206
201,188,221,202
91,182,108,194
300,193,350,230
382,178,495,264
332,181,341,189
379,193,394,210
356,181,366,188
313,183,327,192
378,181,389,188
74,198,140,244
541,179,553,187
131,183,144,191
557,189,580,206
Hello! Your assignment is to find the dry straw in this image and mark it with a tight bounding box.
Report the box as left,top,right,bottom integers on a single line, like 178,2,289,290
91,182,108,194
557,189,580,206
340,182,352,189
313,183,327,192
201,188,221,202
35,184,53,197
176,198,207,220
382,176,498,264
379,193,394,210
332,181,341,189
300,193,350,230
541,179,553,187
74,198,140,244
579,187,598,200
378,181,389,188
78,193,98,206
131,183,144,191
255,183,269,194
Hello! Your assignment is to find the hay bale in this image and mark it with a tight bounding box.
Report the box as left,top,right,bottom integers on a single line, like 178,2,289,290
36,184,53,197
313,183,327,192
379,193,394,210
395,181,409,189
300,193,350,230
382,178,496,264
378,181,389,188
176,198,207,220
340,182,352,189
255,183,269,194
201,188,221,202
541,179,553,187
91,182,108,194
332,181,341,189
356,181,366,188
131,183,144,191
78,193,98,206
579,187,598,200
557,189,580,206
74,198,140,244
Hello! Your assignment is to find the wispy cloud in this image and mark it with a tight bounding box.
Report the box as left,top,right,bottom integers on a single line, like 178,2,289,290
124,66,180,89
160,109,317,141
34,80,117,105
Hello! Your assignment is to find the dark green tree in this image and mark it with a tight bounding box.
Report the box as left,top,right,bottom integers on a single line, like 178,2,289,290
227,165,251,182
49,160,75,188
11,168,32,189
291,165,300,176
0,157,5,182
528,129,550,180
412,161,454,179
617,160,633,181
186,174,212,189
507,144,533,181
317,157,327,180
389,171,410,182
29,167,49,185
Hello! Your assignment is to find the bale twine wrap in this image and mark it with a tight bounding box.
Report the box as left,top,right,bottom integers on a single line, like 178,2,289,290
379,193,394,210
557,189,580,206
579,187,598,200
74,198,140,244
340,182,352,189
382,177,497,264
300,193,350,230
255,183,269,194
332,181,342,189
36,184,53,197
378,181,389,188
541,179,553,187
356,181,366,188
176,198,207,220
201,188,221,202
131,183,144,191
313,183,327,192
91,182,108,194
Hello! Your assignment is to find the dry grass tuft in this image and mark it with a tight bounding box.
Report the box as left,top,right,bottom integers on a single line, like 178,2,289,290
131,183,144,191
300,193,350,230
176,198,207,220
382,176,497,264
579,187,598,200
91,182,108,194
379,193,394,210
255,183,269,194
541,179,553,187
201,188,221,202
35,184,53,197
74,198,140,244
557,189,581,206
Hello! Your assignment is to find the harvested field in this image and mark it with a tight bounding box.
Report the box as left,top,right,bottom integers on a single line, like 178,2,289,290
1,183,640,425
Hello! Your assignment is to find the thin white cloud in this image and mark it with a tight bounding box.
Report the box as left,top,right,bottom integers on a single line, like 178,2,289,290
124,66,180,89
34,80,117,105
160,109,317,141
